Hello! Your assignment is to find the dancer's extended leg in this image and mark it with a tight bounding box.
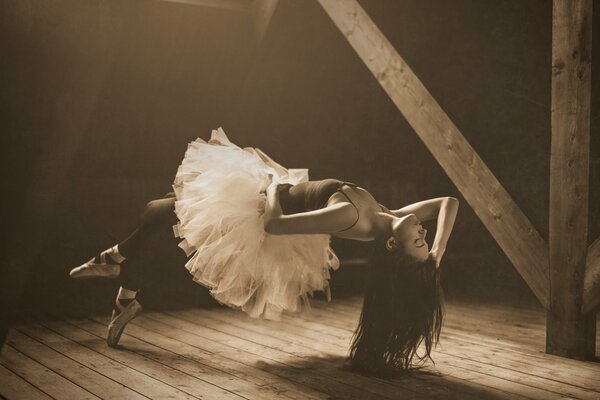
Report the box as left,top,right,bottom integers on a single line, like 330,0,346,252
69,193,177,280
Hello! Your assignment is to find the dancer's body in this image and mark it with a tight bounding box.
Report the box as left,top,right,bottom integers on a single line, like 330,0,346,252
71,129,458,376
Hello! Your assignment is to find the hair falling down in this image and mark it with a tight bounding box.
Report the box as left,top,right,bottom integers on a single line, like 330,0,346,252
350,244,444,377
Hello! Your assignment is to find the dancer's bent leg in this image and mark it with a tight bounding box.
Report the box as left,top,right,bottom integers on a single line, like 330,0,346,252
70,193,177,280
118,192,177,260
118,194,178,289
69,244,125,279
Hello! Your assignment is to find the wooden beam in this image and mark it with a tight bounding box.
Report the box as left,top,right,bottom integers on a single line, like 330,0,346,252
546,0,593,359
317,0,550,308
250,0,279,46
583,237,600,313
156,0,250,12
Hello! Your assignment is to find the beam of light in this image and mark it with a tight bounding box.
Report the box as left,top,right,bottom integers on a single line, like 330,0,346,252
153,0,251,12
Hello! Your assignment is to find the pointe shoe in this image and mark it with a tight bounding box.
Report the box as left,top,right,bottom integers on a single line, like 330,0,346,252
69,252,121,279
107,298,143,347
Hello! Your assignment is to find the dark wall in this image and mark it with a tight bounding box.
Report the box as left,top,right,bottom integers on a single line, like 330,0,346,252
1,0,599,318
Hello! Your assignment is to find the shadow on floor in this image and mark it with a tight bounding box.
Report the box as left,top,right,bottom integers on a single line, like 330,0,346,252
247,354,512,400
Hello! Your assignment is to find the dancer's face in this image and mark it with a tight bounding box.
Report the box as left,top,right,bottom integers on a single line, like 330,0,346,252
391,214,429,261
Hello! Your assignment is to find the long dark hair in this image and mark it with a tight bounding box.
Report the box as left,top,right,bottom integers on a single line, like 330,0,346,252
349,242,444,377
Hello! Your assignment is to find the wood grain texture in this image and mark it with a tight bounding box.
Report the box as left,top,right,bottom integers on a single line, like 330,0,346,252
0,343,100,400
583,237,600,313
547,0,594,358
12,325,191,399
177,309,598,399
0,361,53,400
205,300,600,393
317,0,550,308
41,320,244,400
2,299,600,399
55,318,318,400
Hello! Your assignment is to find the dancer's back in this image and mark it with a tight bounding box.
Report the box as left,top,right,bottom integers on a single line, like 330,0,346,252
279,179,347,214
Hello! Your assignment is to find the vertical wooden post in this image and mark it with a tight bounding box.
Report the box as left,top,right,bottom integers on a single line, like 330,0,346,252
583,237,600,313
547,0,594,359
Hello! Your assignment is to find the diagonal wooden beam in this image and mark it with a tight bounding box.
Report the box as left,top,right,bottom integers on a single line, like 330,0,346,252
583,237,600,314
318,0,550,308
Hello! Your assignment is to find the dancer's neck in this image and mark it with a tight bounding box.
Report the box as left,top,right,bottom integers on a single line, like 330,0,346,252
372,212,395,241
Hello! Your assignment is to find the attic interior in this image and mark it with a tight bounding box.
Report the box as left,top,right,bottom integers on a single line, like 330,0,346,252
0,1,599,399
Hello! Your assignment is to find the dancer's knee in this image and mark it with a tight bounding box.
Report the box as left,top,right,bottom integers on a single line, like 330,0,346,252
141,200,160,224
140,197,176,226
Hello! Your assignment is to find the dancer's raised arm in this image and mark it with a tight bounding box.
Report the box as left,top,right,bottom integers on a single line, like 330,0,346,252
387,197,458,267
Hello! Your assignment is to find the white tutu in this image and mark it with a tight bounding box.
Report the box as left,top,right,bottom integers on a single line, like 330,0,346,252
172,128,340,320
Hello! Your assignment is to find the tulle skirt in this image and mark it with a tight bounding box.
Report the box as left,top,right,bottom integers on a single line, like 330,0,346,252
172,128,340,320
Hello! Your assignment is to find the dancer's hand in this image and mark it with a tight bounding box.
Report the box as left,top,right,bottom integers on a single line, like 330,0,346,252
266,181,289,198
259,174,274,195
259,176,288,216
263,181,286,222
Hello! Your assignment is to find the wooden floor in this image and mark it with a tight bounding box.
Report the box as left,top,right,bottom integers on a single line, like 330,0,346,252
1,297,599,400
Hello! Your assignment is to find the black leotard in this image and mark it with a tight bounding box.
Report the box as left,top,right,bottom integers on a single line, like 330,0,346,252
278,179,360,231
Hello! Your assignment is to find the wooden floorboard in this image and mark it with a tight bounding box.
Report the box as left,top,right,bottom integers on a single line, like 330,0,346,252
65,318,324,400
159,310,454,400
0,362,53,400
176,308,585,400
41,320,245,400
1,297,599,400
169,308,527,400
0,344,100,400
320,298,600,391
130,313,392,400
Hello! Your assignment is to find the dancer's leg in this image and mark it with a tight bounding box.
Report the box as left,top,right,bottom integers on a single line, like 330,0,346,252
67,192,178,346
68,244,125,279
70,193,177,279
107,194,178,347
116,230,140,260
119,192,177,257
117,194,177,290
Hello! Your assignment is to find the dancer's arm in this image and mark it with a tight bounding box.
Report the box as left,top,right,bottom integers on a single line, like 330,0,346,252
263,183,358,235
391,197,459,267
388,197,456,221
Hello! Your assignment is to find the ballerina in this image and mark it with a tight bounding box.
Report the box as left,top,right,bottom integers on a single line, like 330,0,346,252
70,128,458,376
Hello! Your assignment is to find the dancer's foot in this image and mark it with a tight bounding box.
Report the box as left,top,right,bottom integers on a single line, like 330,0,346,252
70,245,124,279
107,288,142,347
